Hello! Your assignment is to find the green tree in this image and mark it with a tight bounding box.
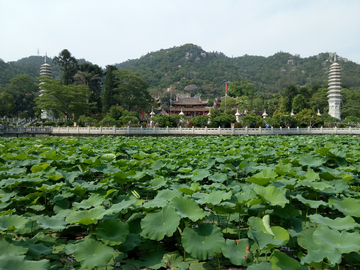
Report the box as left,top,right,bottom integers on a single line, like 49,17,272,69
102,65,117,113
280,85,298,112
0,92,15,117
292,94,308,113
192,115,209,127
295,108,323,127
53,49,78,85
309,87,328,112
36,77,94,120
6,74,39,116
242,113,263,128
113,70,151,112
342,88,360,118
211,114,236,128
220,97,237,110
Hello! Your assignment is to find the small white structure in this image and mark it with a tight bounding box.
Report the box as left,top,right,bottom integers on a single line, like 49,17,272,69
291,109,295,117
149,108,156,128
317,109,321,116
235,109,241,123
328,54,342,119
262,109,268,118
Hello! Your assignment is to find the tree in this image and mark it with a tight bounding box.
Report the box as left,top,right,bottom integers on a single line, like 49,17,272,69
74,63,104,112
280,85,298,112
292,94,308,113
191,115,209,127
0,92,15,117
113,70,152,112
309,87,328,112
242,113,263,128
6,74,39,116
35,77,94,120
295,108,323,127
102,65,117,113
53,49,78,85
220,97,237,110
211,114,236,128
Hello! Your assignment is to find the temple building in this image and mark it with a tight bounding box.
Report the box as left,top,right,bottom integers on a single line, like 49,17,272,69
165,94,211,117
328,54,342,119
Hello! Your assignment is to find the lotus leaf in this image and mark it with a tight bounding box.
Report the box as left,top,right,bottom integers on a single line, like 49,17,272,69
192,169,210,182
247,262,273,270
72,193,105,209
0,254,49,270
298,156,325,167
309,214,357,230
106,197,137,215
36,215,67,230
0,239,28,255
270,250,300,270
181,223,225,260
313,225,360,254
141,205,181,241
247,169,278,186
222,239,252,266
30,163,50,173
162,251,189,270
100,153,116,162
171,196,206,222
197,190,232,205
329,197,360,217
74,237,114,269
0,215,28,230
295,194,327,208
304,168,320,181
139,249,167,269
95,219,129,246
65,206,106,224
254,186,288,207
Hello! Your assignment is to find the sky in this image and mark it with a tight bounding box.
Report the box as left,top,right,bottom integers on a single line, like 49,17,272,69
1,0,359,67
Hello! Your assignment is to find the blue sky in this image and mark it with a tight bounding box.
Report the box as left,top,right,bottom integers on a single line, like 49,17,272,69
1,0,359,67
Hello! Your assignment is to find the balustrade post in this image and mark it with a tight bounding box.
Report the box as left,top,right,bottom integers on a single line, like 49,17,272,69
297,127,299,134
205,126,208,135
180,126,182,134
321,126,323,134
271,126,274,134
100,126,103,134
88,125,91,134
335,126,337,134
77,126,80,134
280,127,282,134
141,126,143,134
192,126,195,134
245,126,248,134
349,126,352,135
167,126,169,134
113,126,116,134
308,126,311,134
218,126,221,134
67,126,69,133
259,126,262,135
127,126,130,134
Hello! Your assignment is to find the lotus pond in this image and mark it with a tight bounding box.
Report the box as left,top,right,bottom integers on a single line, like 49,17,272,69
1,135,360,270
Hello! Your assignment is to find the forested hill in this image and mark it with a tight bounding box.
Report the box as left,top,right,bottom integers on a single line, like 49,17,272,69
116,44,360,97
1,44,360,98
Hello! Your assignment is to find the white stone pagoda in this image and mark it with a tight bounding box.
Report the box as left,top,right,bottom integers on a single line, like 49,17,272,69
328,54,342,119
39,54,53,119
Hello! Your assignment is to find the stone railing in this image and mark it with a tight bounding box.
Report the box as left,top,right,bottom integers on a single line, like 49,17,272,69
50,126,360,136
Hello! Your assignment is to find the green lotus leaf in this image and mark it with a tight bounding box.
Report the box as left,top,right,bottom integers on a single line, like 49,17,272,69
162,251,189,270
95,219,129,246
0,239,28,255
270,250,300,270
329,197,360,217
300,180,332,191
132,151,149,160
151,160,164,170
294,194,327,209
197,190,232,205
139,249,167,269
309,214,357,230
192,169,211,182
254,186,288,208
141,205,181,241
150,177,167,190
247,169,278,186
171,196,206,222
302,248,342,266
248,230,283,249
0,254,49,270
73,193,105,209
118,233,142,252
155,189,182,201
47,171,64,181
181,223,225,260
208,173,227,183
272,226,290,245
0,215,28,230
65,206,106,225
178,167,193,173
106,197,137,215
222,239,252,266
26,242,53,257
298,155,325,167
36,215,67,230
275,163,292,175
30,162,50,173
247,262,273,270
313,225,360,254
304,168,320,181
100,153,116,162
74,238,114,269
142,198,168,209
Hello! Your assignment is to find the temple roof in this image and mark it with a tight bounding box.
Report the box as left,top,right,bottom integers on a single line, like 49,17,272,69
171,94,208,105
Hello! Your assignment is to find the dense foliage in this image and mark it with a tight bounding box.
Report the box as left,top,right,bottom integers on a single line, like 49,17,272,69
1,135,360,269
